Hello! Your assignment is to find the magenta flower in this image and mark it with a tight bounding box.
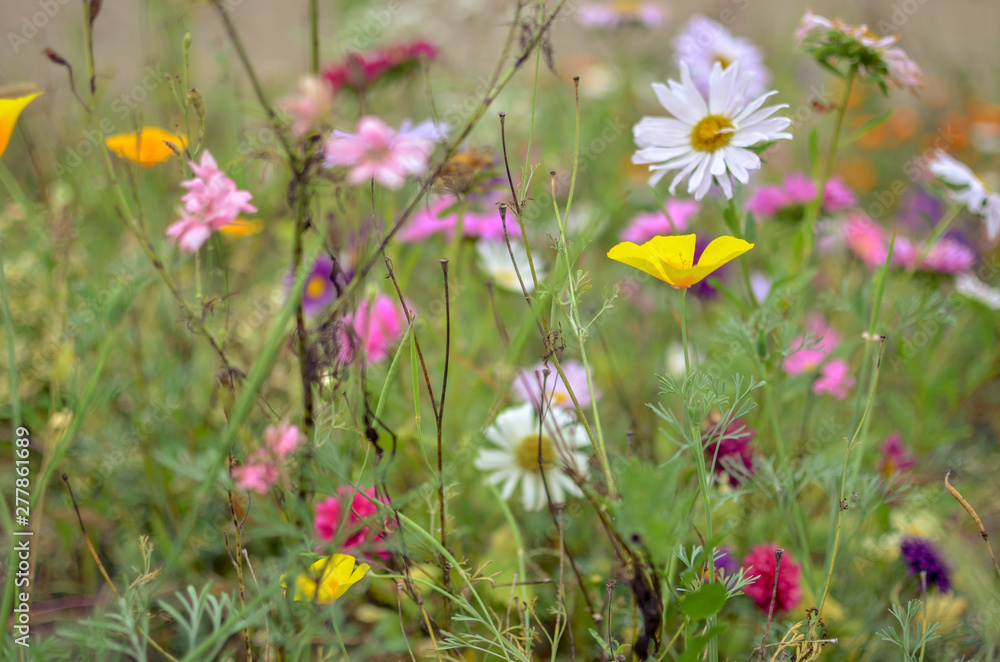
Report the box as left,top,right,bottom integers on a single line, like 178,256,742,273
878,432,917,478
400,193,520,243
231,421,304,494
812,359,855,399
743,545,802,614
341,293,406,364
748,173,856,217
323,41,437,92
166,151,257,252
703,417,754,486
900,537,951,592
512,360,599,410
921,238,975,273
314,486,391,559
619,199,700,243
844,213,976,273
323,116,444,189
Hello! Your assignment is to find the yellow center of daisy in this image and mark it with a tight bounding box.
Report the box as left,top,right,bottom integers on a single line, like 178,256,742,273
690,114,735,152
306,275,328,299
713,53,733,68
513,434,557,473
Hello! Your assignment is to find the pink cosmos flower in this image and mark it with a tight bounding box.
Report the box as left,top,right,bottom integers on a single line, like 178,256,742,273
166,151,257,252
231,421,304,494
748,173,856,217
323,116,443,189
783,315,840,375
279,74,335,138
743,544,802,614
512,360,600,410
879,432,917,479
844,213,976,273
341,293,406,364
812,359,855,399
314,486,391,559
619,199,700,243
400,193,520,243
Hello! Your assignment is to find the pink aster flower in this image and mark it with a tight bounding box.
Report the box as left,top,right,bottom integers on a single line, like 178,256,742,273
341,293,406,364
400,193,520,243
279,74,334,138
323,116,443,189
619,199,700,243
747,173,855,217
231,421,304,494
878,432,917,479
512,360,600,410
742,544,802,614
783,315,840,375
844,214,897,269
315,486,391,559
920,239,975,274
166,151,257,253
812,358,855,399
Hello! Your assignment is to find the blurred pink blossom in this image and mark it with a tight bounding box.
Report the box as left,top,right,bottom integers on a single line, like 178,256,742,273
341,293,406,364
747,173,856,217
400,193,520,243
783,315,840,375
324,116,443,189
512,360,599,410
166,151,257,252
231,421,304,494
812,359,855,399
619,199,700,243
879,432,917,478
279,74,334,138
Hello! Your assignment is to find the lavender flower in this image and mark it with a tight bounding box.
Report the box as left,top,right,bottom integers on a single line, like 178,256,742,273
900,537,951,592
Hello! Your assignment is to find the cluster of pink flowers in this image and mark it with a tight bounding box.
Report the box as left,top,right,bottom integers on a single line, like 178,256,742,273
340,293,406,364
279,74,335,138
323,41,437,92
783,315,855,400
747,173,856,218
324,116,445,190
314,486,391,559
742,544,802,613
844,214,975,273
166,151,257,252
619,199,700,243
231,422,304,493
400,192,519,243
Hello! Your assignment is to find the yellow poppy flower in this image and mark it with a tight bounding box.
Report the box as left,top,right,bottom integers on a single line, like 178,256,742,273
105,127,187,167
0,91,42,159
219,217,264,238
283,554,370,604
607,234,754,289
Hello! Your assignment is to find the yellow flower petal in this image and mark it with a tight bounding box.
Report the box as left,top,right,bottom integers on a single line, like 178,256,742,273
105,127,187,167
219,217,264,237
0,92,42,160
607,233,754,289
285,554,370,604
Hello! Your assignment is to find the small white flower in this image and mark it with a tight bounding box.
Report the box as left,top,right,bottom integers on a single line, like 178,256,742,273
927,150,1000,241
674,14,771,101
632,62,792,200
475,403,590,511
476,240,546,293
955,273,1000,310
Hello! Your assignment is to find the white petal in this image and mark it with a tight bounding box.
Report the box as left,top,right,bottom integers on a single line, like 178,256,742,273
475,450,514,470
499,470,522,500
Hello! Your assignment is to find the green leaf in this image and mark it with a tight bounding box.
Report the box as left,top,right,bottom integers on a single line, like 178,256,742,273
723,205,740,236
744,210,757,244
676,626,725,662
678,583,727,621
843,109,893,147
808,127,820,179
612,458,692,564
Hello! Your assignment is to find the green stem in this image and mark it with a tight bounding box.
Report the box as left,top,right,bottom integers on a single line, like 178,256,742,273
679,289,690,375
309,0,319,74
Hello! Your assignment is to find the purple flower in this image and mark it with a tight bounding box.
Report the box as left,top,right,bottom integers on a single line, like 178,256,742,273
703,417,754,486
900,537,951,592
714,547,739,577
512,360,599,410
291,256,339,316
674,14,770,101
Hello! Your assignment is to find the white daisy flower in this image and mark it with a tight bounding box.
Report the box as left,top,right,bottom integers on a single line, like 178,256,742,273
674,14,771,101
475,403,590,511
632,61,792,200
476,240,546,293
955,273,1000,310
927,150,1000,240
